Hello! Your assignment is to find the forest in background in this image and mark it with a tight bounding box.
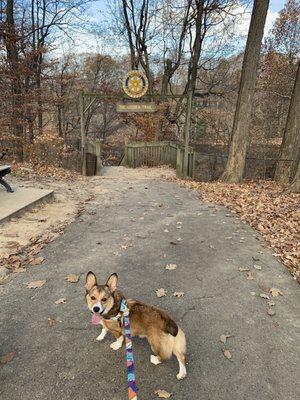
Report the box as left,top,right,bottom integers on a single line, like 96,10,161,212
0,0,299,186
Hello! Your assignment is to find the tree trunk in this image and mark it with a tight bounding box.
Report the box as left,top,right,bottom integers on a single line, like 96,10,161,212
183,1,204,177
288,159,300,193
5,0,24,140
220,0,270,183
274,61,300,185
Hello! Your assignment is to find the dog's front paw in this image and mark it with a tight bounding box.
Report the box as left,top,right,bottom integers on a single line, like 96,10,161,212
96,328,107,341
96,333,105,341
176,370,187,380
110,338,123,350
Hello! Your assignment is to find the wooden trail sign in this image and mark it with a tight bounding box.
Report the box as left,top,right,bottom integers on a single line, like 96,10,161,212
116,102,157,113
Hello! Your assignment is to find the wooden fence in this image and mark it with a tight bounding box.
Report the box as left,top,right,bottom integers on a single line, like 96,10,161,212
122,141,196,178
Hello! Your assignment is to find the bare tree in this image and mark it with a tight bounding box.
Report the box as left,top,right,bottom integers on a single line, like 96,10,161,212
220,0,270,183
3,0,23,138
274,61,300,185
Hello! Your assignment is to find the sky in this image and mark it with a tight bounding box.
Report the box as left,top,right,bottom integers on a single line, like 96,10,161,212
68,0,287,55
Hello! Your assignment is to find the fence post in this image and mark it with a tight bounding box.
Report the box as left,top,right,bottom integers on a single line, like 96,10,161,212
80,91,86,176
183,90,193,178
124,138,129,166
176,146,183,178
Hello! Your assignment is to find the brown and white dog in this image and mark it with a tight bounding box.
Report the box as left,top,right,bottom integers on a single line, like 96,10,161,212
85,271,187,380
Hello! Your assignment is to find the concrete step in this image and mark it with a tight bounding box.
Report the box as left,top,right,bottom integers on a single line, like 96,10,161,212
0,187,54,223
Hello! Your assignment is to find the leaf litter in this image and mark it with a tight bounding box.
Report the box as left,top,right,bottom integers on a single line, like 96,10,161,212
165,263,177,271
65,274,80,283
26,280,46,289
156,288,167,298
155,389,172,398
173,179,300,282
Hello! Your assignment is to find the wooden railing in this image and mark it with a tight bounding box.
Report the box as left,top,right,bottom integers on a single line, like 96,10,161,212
121,141,195,178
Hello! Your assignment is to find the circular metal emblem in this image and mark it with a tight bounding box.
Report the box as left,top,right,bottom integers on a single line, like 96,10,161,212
122,70,148,98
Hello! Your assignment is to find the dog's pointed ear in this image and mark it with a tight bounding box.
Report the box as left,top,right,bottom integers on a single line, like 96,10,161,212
86,271,97,291
106,273,118,293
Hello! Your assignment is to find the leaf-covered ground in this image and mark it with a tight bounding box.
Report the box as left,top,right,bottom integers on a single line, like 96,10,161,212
175,180,300,283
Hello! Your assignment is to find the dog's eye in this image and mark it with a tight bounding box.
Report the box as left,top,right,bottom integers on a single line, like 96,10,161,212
90,296,96,300
102,297,107,302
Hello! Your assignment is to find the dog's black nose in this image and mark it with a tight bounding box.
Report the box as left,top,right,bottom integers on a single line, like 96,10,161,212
93,306,100,313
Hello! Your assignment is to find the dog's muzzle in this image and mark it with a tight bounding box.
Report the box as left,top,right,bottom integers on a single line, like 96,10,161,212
92,303,104,314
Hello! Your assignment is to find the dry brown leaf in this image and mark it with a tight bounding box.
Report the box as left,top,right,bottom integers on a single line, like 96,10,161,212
6,241,20,249
65,274,80,283
246,271,254,280
13,267,26,274
155,389,172,398
260,293,270,300
165,263,177,271
26,280,46,289
55,298,66,305
270,287,284,297
47,316,55,327
0,351,16,365
267,309,276,317
173,292,185,298
223,349,232,360
156,288,167,298
220,334,231,344
30,257,45,266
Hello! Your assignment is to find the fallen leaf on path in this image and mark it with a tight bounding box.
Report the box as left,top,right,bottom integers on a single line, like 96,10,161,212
155,389,172,398
13,267,26,273
156,288,167,298
173,292,185,298
260,293,270,300
29,257,45,266
0,352,16,365
6,241,20,249
223,349,232,360
246,272,254,280
47,316,55,327
270,288,283,297
166,264,177,271
55,298,66,305
267,309,276,316
65,274,79,283
220,334,231,344
26,280,46,289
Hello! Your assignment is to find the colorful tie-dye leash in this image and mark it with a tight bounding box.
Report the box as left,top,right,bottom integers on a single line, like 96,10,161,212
120,299,139,400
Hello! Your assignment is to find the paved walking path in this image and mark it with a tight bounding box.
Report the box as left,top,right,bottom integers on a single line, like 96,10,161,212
0,168,299,400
